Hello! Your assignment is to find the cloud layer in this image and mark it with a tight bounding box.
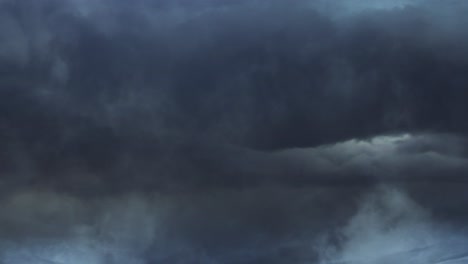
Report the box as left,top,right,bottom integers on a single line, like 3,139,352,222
1,0,468,263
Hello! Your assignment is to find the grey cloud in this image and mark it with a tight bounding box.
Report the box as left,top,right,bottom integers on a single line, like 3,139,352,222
277,133,468,182
0,185,466,263
318,187,468,264
200,133,468,188
2,0,468,151
1,0,468,263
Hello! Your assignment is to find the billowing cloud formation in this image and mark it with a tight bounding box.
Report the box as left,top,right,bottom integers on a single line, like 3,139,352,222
2,0,468,151
1,0,468,263
318,188,468,264
1,185,467,263
0,133,467,263
272,133,468,183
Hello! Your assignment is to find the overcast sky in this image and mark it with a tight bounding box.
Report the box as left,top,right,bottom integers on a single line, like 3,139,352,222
1,0,468,263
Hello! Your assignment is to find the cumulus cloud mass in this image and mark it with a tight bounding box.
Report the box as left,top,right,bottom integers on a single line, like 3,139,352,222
1,0,468,263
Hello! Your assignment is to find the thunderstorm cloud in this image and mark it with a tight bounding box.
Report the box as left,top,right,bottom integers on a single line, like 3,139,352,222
0,0,468,263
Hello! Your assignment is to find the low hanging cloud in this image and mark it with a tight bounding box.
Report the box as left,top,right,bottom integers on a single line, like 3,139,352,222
318,187,468,264
0,133,467,263
1,185,467,263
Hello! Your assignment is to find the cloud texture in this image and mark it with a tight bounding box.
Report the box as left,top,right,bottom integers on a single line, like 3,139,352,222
0,0,468,263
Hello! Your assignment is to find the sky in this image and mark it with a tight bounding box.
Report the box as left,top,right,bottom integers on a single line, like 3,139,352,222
0,0,468,263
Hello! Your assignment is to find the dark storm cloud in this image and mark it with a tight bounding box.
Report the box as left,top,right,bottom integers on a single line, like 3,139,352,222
1,133,467,263
2,0,468,152
1,184,467,263
1,0,468,187
1,0,468,263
